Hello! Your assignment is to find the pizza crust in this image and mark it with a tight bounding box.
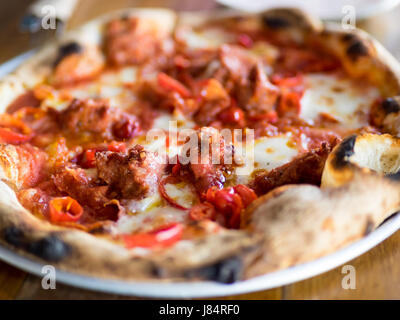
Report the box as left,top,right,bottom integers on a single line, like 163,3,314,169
0,8,399,284
244,134,400,278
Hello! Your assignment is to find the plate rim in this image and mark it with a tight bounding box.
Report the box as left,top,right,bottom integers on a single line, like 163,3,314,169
0,213,398,298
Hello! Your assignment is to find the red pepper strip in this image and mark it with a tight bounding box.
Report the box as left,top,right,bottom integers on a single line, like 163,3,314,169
78,142,126,168
49,196,83,223
159,175,188,210
237,33,253,48
108,141,126,152
79,149,97,168
123,223,183,249
0,127,31,144
158,72,191,98
0,113,32,144
271,74,303,87
248,110,278,123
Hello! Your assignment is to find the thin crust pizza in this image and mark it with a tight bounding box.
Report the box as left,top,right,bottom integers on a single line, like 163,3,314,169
0,8,400,283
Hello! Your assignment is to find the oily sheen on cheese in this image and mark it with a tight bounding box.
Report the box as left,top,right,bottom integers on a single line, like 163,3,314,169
300,73,380,128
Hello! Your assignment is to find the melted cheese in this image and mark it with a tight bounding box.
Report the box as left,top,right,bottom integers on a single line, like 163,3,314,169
300,73,380,128
179,27,235,49
234,134,300,184
43,67,139,111
163,181,198,208
113,206,187,234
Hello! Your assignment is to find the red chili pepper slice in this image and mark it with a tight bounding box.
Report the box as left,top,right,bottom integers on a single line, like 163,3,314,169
0,127,31,144
158,72,191,98
233,184,257,207
237,34,253,48
49,196,83,223
159,175,188,210
200,185,258,229
271,74,303,87
78,149,97,168
0,113,32,144
205,187,243,228
108,141,126,153
122,223,183,249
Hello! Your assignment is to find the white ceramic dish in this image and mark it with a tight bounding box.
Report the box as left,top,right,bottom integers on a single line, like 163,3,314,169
0,51,399,298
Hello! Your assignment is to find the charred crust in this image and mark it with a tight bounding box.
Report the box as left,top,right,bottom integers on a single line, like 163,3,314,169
386,171,400,181
186,256,243,284
332,135,356,169
262,16,291,29
346,40,368,61
27,235,70,262
341,33,357,43
54,42,82,66
363,219,374,236
3,226,26,248
3,227,70,262
382,97,400,114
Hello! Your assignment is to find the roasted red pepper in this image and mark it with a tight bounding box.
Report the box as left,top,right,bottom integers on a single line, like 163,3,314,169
158,72,191,98
237,33,253,48
123,223,183,249
49,196,83,223
271,74,303,87
108,141,126,152
78,149,97,168
0,113,32,144
0,128,31,144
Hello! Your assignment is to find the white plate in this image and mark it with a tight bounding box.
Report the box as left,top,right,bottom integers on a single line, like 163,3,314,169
0,51,399,298
0,213,398,298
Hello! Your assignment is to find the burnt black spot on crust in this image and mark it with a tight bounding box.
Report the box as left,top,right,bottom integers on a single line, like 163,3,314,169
386,171,400,181
363,219,374,236
262,16,291,29
382,97,400,114
346,40,368,61
27,235,70,262
187,256,242,284
332,135,356,169
341,33,357,43
54,42,82,66
3,226,26,248
3,227,70,262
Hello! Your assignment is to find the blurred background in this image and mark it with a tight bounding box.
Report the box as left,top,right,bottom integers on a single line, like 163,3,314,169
2,0,400,64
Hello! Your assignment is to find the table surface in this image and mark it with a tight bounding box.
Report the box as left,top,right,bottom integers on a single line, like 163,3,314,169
0,0,399,300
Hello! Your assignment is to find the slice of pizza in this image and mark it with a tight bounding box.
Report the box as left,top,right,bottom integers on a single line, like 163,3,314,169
0,8,399,283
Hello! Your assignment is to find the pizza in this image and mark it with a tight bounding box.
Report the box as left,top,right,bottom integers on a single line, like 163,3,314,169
0,8,400,284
